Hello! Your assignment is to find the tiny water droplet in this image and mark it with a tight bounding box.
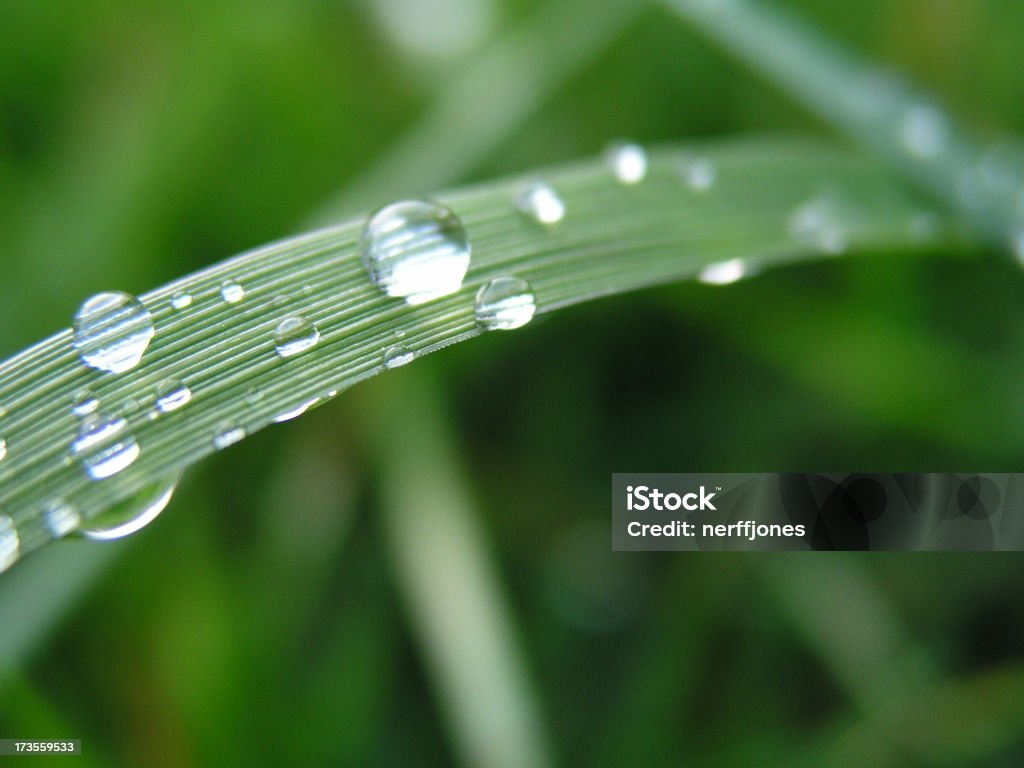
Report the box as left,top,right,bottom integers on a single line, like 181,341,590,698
680,157,716,191
302,284,314,296
43,499,81,538
699,258,748,285
80,472,181,541
274,316,320,358
604,141,647,184
516,182,566,224
220,279,245,304
273,398,320,423
71,388,99,416
0,515,18,573
384,344,415,369
899,104,948,160
394,329,406,339
73,291,155,374
170,291,193,310
475,276,537,331
213,422,246,450
244,386,263,405
155,378,192,413
788,194,854,255
70,413,140,480
360,200,471,305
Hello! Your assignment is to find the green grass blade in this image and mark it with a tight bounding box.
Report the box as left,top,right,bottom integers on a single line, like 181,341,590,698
663,0,1022,250
0,139,953,572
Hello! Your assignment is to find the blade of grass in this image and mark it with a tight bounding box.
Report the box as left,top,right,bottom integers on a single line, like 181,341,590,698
359,367,555,768
662,0,1023,251
0,139,955,571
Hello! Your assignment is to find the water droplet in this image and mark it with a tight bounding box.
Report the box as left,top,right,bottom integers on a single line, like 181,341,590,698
475,276,537,331
788,194,854,255
80,472,181,541
170,291,193,310
213,422,246,450
698,258,748,285
0,436,6,462
155,378,192,413
516,182,566,224
71,388,99,416
274,316,320,358
244,386,263,405
273,398,320,423
70,413,140,480
394,329,406,339
73,291,155,374
384,344,415,369
43,499,81,538
302,284,314,296
360,200,471,305
220,279,245,304
604,141,647,184
899,104,948,160
680,157,716,191
0,515,18,573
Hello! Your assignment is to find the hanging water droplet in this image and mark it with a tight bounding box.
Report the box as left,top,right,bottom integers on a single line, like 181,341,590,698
475,276,537,331
360,200,471,305
73,291,155,374
70,413,140,480
699,258,748,285
516,182,566,224
213,422,246,450
220,279,245,304
604,141,647,184
274,316,320,358
384,344,415,369
79,472,181,541
272,398,320,423
0,515,18,573
680,157,716,191
155,378,192,413
170,291,193,310
71,388,99,416
43,499,81,538
899,104,948,160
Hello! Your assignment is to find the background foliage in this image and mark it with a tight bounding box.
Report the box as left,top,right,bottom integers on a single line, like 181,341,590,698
2,0,1024,765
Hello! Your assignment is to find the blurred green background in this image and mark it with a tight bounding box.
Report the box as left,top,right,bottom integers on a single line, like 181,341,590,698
3,0,1024,765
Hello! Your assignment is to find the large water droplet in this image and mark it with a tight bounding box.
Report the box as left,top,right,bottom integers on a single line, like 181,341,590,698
73,291,155,374
0,515,18,573
70,413,140,480
899,104,948,160
475,276,537,331
680,157,716,191
384,344,415,369
273,398,320,423
604,141,647,184
516,182,566,224
43,499,81,538
80,472,181,541
155,378,192,413
698,258,748,285
170,291,193,310
71,388,99,417
220,279,245,304
274,316,320,358
361,200,471,305
213,422,246,450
